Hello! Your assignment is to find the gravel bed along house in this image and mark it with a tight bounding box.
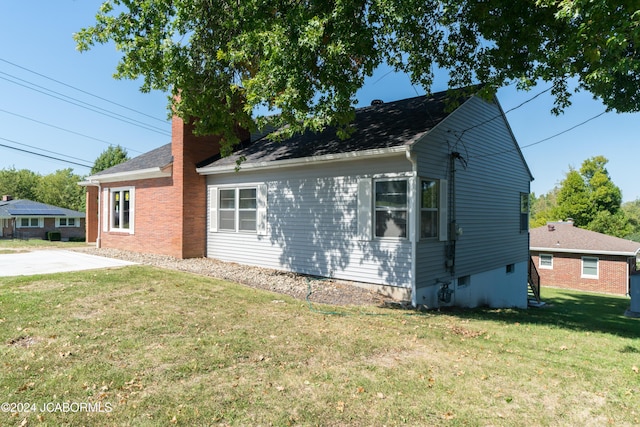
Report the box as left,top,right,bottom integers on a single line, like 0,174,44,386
76,248,392,307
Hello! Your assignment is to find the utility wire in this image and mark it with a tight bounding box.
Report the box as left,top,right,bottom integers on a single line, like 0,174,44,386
0,72,171,136
0,137,92,169
0,135,93,164
0,108,144,154
469,110,607,160
0,57,167,124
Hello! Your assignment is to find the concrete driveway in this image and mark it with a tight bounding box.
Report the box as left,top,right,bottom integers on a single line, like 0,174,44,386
0,249,136,277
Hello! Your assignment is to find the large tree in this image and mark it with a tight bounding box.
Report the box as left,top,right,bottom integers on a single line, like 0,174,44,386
91,145,129,175
0,168,41,201
75,0,640,153
533,156,630,237
35,169,86,212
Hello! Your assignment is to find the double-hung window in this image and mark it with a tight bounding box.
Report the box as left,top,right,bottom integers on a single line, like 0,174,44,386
57,218,77,227
219,188,257,232
18,217,41,228
420,179,438,238
375,180,408,238
211,185,265,234
108,187,134,233
539,254,553,269
582,256,599,278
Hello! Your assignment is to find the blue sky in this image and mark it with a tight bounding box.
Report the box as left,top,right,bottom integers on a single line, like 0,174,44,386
1,1,639,201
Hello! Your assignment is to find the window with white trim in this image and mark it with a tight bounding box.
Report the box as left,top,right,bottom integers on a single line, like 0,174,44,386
211,185,266,234
582,256,599,278
57,218,78,227
109,187,134,233
539,254,553,269
17,217,41,228
420,179,438,239
375,179,408,238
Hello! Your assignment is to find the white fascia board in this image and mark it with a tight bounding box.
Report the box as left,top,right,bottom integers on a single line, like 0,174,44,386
81,165,172,184
196,146,408,175
531,247,640,257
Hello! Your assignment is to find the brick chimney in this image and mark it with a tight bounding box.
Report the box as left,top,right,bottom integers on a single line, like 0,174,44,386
170,115,249,258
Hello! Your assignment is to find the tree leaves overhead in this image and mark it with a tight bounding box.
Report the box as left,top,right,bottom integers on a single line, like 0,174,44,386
75,0,640,153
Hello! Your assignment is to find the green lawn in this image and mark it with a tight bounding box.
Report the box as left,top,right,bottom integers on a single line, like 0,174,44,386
0,239,86,253
0,266,638,426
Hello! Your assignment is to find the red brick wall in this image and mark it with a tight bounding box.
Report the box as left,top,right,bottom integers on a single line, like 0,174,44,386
95,115,244,259
100,177,179,256
86,186,98,243
531,251,630,295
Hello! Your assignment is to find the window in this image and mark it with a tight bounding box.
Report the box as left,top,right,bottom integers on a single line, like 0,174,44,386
219,189,236,231
421,179,438,238
458,275,471,287
18,217,41,228
539,254,553,269
520,192,529,232
109,187,134,232
506,263,515,274
238,188,257,232
582,257,599,278
375,180,407,238
57,218,77,227
212,186,264,233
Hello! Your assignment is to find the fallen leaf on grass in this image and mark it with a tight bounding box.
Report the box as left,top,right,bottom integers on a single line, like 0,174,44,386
336,401,345,413
633,366,639,374
441,412,456,420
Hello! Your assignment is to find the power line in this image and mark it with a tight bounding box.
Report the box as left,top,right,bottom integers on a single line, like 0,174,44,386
0,137,92,169
0,135,93,164
0,72,171,136
0,57,168,124
469,110,608,160
0,108,144,154
520,110,607,149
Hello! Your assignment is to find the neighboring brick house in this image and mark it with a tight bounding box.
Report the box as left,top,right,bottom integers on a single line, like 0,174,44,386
0,196,85,240
530,221,640,295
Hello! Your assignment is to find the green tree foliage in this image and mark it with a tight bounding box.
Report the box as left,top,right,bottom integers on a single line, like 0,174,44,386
531,156,631,238
622,199,640,242
35,169,86,212
91,145,130,175
0,168,41,200
75,0,640,153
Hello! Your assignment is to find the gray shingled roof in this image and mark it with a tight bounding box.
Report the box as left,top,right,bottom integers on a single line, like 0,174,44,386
91,143,172,177
0,199,85,218
530,221,640,255
199,88,473,169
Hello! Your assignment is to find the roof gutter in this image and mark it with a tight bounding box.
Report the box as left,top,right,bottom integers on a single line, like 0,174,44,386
531,247,640,257
79,165,172,184
196,146,408,175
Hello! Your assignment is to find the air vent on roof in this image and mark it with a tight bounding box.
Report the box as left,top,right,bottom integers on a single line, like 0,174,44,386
371,99,384,106
547,224,555,232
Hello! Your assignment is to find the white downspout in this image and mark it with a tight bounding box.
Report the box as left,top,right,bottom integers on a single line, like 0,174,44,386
406,147,418,307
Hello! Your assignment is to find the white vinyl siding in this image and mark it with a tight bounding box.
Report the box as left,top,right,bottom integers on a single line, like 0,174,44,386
206,156,413,287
